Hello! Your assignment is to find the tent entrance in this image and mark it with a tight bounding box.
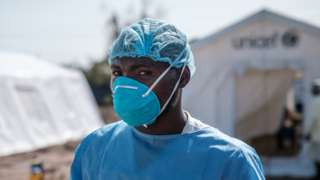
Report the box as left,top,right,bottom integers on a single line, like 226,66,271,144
234,68,304,157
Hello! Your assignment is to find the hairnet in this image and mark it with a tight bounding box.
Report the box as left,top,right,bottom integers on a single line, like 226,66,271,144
108,18,196,77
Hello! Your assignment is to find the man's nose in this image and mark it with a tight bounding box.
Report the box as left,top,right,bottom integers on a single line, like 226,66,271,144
120,69,136,79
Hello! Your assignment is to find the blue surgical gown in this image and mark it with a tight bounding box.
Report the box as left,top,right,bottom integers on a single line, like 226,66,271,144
70,121,265,180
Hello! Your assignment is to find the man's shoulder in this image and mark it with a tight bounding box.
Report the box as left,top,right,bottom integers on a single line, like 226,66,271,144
78,121,128,149
192,120,264,178
91,121,128,137
191,118,258,159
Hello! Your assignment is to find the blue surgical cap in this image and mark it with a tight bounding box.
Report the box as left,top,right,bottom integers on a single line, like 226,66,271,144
108,18,196,77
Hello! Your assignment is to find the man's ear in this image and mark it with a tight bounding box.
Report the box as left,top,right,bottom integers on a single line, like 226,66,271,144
179,67,190,88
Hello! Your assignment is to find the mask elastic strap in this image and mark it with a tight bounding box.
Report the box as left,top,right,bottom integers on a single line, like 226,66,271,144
143,63,186,128
110,77,115,94
110,62,174,96
142,63,174,97
142,48,187,98
159,62,187,114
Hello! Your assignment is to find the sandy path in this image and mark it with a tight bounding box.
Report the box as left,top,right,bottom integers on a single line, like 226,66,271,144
0,141,79,180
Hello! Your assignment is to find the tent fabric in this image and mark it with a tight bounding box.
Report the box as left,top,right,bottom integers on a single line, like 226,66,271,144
0,52,103,156
182,9,320,177
0,52,79,78
183,9,320,139
234,69,296,140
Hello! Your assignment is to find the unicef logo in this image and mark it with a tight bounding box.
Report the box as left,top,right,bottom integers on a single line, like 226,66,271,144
281,30,299,47
232,29,300,49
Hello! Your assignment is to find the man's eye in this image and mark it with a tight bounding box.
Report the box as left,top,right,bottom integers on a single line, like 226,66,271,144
112,71,121,76
138,71,151,76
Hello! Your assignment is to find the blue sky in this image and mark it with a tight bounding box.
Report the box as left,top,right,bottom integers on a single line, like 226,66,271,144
1,0,319,66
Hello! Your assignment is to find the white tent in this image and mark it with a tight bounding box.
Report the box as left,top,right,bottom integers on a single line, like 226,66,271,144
0,52,103,156
183,9,320,177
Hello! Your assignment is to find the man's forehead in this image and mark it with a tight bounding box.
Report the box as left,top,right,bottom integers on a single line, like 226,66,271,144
111,57,169,69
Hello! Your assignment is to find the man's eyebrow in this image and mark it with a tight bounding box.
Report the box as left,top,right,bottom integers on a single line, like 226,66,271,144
129,63,152,71
110,64,120,69
110,59,156,70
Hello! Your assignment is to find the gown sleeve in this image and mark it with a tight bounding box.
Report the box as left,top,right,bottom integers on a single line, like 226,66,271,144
69,132,96,180
70,143,84,180
221,149,265,180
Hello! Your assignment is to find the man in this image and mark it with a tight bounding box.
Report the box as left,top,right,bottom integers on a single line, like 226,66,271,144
70,18,265,180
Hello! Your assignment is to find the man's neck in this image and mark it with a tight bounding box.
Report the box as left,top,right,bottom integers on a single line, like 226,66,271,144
135,106,187,135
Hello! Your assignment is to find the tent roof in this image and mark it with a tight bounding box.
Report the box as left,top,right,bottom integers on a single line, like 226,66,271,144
0,51,79,78
192,9,320,49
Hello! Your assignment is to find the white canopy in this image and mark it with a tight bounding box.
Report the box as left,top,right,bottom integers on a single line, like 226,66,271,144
0,52,103,156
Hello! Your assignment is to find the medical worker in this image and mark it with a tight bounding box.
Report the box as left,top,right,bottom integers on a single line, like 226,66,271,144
70,18,265,180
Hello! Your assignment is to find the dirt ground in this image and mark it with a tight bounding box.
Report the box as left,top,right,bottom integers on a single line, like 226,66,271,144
0,106,118,180
0,141,79,180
